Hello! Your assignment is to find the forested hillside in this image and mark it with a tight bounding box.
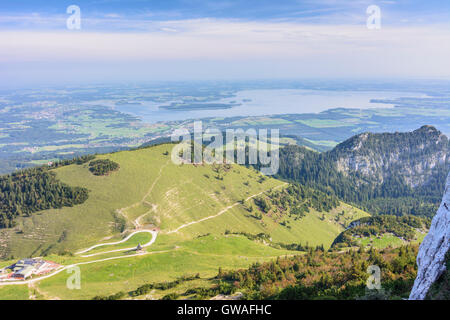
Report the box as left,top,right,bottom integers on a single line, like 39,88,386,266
221,245,419,300
331,215,430,249
275,126,449,218
0,157,93,228
251,184,340,222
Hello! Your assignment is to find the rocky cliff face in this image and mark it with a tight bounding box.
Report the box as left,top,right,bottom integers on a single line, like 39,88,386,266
409,171,450,300
332,125,449,188
277,126,449,217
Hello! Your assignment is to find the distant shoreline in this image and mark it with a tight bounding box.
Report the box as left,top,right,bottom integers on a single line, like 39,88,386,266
159,103,240,111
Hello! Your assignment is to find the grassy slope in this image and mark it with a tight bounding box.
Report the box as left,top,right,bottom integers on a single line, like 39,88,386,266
4,144,280,258
36,235,298,300
0,143,369,299
177,202,368,247
357,230,427,250
0,285,29,300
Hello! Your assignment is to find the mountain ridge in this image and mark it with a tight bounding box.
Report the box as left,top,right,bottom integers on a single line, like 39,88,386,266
276,125,449,217
330,125,448,187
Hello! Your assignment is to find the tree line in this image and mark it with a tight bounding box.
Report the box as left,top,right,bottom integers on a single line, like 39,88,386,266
89,159,120,176
250,183,340,225
213,245,418,300
331,215,430,249
0,155,93,228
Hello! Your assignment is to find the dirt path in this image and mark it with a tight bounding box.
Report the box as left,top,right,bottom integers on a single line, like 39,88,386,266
28,281,61,300
166,183,287,234
0,247,177,287
0,182,287,289
118,160,169,228
76,230,158,257
76,162,168,257
28,282,36,300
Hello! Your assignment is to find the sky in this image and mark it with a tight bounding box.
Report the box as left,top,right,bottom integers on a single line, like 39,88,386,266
1,0,450,87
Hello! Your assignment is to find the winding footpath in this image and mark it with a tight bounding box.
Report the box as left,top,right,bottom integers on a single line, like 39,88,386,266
0,246,173,287
76,230,158,257
166,183,287,234
117,161,169,228
0,182,286,288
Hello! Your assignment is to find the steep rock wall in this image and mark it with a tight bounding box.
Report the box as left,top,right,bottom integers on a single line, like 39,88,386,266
409,171,450,299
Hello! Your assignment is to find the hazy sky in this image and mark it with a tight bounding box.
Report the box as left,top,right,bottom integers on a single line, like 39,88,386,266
1,0,450,87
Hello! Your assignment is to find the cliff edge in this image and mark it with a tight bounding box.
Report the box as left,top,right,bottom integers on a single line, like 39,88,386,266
409,171,450,300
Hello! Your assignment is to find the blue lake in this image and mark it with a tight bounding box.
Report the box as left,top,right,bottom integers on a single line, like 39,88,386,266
91,89,426,123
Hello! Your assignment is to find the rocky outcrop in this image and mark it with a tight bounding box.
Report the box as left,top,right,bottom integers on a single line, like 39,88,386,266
333,126,449,187
409,171,450,300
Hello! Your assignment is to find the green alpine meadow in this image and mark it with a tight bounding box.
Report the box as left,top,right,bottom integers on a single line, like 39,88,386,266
0,0,449,308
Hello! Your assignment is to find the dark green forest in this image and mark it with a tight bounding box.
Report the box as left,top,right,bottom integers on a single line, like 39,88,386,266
257,183,340,218
89,159,120,176
247,183,340,227
0,156,93,228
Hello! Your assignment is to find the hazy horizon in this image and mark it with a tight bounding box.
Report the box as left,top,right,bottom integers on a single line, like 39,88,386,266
2,0,450,87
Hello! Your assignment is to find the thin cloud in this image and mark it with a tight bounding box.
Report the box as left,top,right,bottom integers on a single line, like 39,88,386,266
1,4,450,83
